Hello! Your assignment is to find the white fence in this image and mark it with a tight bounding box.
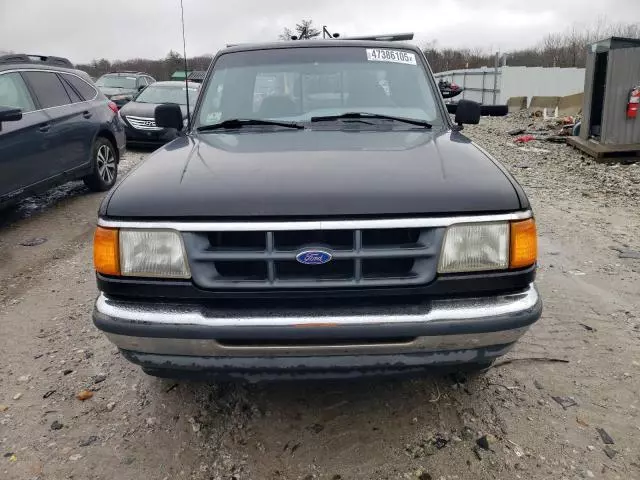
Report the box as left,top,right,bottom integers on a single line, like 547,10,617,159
434,66,586,105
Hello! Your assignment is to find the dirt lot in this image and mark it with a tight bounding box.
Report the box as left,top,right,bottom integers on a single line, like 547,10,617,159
1,118,640,480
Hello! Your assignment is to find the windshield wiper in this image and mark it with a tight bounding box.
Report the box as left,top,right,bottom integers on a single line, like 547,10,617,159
197,118,304,132
310,112,432,128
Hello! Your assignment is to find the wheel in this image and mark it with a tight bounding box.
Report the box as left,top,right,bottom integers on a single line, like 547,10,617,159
83,137,118,191
481,105,509,117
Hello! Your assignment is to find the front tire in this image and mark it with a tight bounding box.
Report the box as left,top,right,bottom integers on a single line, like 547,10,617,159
83,137,118,191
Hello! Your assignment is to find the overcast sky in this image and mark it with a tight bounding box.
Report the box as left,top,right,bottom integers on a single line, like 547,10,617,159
1,0,639,63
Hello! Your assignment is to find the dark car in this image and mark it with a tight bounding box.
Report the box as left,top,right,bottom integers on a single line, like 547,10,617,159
95,72,156,109
438,79,463,99
92,36,541,381
119,81,199,146
0,54,126,207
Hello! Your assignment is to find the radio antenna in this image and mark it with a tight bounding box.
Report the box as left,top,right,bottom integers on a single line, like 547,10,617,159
180,0,191,131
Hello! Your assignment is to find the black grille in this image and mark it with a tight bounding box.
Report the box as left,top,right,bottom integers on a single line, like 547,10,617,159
277,260,354,280
214,261,268,280
362,228,421,248
274,230,354,250
362,258,416,278
208,231,266,250
183,226,444,290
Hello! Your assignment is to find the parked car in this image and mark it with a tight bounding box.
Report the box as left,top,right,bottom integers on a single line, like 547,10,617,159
119,81,200,146
0,54,126,207
92,36,541,380
95,72,156,109
438,79,463,99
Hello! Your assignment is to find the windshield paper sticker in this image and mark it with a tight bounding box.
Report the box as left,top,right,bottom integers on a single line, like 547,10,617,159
366,49,416,65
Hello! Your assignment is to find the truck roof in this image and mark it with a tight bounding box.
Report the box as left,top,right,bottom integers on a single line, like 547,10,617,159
222,39,419,55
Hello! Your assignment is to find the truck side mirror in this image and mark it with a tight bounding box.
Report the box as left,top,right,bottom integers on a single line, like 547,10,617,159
155,103,183,130
0,106,22,132
454,100,481,128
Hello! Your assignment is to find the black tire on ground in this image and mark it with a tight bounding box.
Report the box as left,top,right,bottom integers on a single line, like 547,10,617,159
83,137,118,191
445,104,509,117
480,105,509,117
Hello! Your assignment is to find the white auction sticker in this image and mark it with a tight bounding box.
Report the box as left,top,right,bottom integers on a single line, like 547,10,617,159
366,49,416,65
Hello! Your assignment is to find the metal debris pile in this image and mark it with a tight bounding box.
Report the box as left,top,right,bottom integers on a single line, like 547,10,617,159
463,114,640,207
508,113,581,145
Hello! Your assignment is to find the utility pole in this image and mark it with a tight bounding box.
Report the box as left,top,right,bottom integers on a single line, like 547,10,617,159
493,52,499,105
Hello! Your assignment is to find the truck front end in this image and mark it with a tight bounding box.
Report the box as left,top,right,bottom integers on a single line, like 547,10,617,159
92,39,541,380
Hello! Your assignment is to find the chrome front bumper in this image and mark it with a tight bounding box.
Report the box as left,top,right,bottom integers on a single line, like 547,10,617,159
94,285,541,360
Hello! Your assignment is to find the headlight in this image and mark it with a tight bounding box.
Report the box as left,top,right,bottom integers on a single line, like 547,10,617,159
110,94,130,101
438,222,509,273
120,230,190,278
438,219,537,273
93,227,190,278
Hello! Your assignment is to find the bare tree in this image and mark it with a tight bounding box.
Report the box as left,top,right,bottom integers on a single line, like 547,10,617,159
424,19,640,72
75,19,640,79
279,19,321,40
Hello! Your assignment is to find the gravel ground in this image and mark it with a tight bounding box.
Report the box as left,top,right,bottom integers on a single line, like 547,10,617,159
473,112,640,207
1,122,639,480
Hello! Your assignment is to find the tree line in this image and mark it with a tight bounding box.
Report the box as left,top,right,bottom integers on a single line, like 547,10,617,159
76,50,213,80
424,20,640,72
76,19,324,79
72,19,640,80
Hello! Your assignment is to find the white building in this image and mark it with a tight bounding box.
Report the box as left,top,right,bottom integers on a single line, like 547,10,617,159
433,66,586,106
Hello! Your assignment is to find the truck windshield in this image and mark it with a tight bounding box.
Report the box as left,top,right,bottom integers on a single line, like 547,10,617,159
196,46,443,128
96,75,137,89
135,84,198,105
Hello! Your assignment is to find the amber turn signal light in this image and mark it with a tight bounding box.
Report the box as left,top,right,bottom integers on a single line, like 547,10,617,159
94,227,120,276
510,218,537,269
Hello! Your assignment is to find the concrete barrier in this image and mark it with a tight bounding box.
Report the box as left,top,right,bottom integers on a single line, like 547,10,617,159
507,96,527,112
529,96,561,112
558,92,584,116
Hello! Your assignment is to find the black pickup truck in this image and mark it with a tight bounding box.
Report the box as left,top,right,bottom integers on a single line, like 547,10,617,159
92,36,541,381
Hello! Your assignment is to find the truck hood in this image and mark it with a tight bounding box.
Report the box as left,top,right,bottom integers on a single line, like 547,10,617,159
104,129,523,218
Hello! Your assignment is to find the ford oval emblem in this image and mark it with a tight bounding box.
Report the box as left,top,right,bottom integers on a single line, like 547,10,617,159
296,249,333,265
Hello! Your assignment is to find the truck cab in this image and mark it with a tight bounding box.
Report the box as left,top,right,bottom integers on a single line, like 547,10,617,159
92,35,541,380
